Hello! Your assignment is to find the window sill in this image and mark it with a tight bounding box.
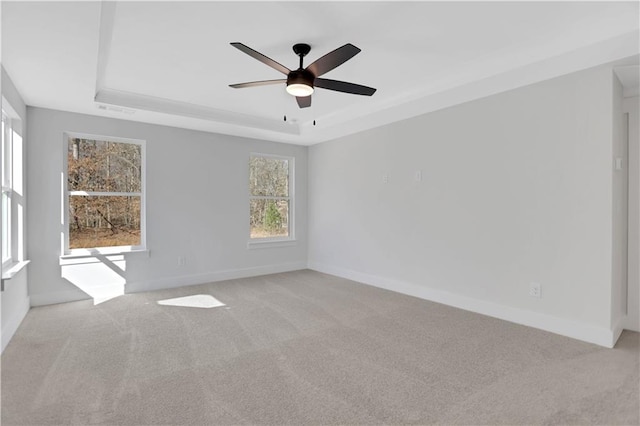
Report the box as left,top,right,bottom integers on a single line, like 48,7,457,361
60,248,149,262
2,260,31,284
247,239,297,250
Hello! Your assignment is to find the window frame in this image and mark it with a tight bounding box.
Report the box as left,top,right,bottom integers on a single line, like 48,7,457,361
1,110,13,267
248,153,295,246
1,97,29,281
62,132,147,256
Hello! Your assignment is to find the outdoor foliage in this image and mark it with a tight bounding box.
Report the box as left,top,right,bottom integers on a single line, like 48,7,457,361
264,201,282,232
68,138,141,249
249,156,289,238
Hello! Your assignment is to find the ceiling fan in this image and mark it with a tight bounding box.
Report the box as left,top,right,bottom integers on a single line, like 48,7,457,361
229,42,376,108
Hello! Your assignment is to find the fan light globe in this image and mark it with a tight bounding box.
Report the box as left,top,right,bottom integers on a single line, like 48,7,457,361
286,83,314,97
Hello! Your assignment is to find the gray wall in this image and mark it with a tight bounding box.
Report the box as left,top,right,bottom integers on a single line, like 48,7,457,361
624,95,640,332
611,73,627,334
27,108,308,305
308,64,620,346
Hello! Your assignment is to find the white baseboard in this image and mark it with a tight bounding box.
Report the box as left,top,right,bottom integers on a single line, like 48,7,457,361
125,262,308,294
611,316,626,346
1,296,30,353
308,261,618,348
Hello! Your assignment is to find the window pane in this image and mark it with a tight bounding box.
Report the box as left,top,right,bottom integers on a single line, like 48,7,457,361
69,196,141,249
2,114,10,188
68,139,141,192
250,199,289,238
249,156,288,197
2,191,9,261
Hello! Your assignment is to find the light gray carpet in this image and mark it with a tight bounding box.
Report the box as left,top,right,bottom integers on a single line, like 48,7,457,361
2,270,638,425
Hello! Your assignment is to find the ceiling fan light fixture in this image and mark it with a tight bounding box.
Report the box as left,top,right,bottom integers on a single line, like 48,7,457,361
286,83,314,97
286,68,315,97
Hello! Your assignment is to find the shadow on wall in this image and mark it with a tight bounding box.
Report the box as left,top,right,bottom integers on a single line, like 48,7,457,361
60,253,126,304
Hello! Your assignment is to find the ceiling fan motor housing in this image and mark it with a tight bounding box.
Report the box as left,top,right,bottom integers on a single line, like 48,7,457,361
287,68,315,88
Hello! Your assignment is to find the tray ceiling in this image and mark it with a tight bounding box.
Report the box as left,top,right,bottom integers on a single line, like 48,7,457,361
2,1,638,145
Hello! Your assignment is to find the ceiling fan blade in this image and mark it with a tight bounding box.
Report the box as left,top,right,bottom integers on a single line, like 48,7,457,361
314,78,376,96
229,79,286,89
306,43,361,77
296,96,311,108
230,42,291,75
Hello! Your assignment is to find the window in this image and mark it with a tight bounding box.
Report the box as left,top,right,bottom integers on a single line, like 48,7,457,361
249,154,293,240
1,100,28,280
1,111,12,265
65,134,145,254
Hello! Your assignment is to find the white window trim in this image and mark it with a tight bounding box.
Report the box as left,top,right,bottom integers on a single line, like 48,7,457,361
2,98,29,282
1,188,11,268
62,131,147,256
2,260,30,282
1,110,13,268
247,153,295,248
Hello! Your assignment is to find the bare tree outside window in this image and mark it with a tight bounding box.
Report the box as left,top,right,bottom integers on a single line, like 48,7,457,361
67,138,142,249
249,155,291,239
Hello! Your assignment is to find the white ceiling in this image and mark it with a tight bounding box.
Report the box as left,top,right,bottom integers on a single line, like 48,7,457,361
2,1,639,145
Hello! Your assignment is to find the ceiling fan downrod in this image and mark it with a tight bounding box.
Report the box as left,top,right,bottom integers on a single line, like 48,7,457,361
292,43,311,69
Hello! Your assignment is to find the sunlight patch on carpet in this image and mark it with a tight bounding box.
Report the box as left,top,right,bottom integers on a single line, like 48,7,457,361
157,294,226,309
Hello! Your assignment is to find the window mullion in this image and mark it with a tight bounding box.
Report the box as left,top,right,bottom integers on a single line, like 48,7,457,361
249,195,290,200
69,191,141,197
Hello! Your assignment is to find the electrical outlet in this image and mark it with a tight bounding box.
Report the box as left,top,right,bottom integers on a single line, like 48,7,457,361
382,173,389,184
177,256,186,266
529,282,541,298
415,170,422,182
